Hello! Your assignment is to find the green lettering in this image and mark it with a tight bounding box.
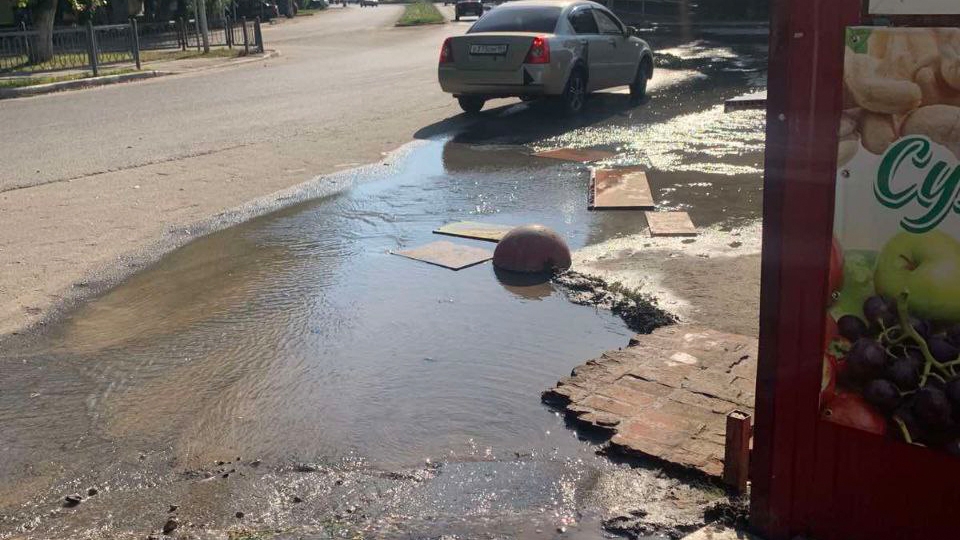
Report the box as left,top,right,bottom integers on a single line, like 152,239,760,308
875,137,929,208
903,165,960,233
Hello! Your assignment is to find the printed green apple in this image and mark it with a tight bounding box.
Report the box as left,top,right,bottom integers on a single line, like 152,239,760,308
874,231,960,323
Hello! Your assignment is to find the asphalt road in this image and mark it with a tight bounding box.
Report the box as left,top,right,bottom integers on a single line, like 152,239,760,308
0,5,471,191
0,5,483,335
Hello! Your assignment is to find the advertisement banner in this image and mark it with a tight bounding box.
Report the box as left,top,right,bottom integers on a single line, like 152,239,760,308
870,0,960,15
822,27,960,455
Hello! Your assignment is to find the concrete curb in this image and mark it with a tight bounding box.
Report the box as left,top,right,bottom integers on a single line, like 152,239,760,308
394,21,446,27
0,50,279,100
0,70,167,100
181,49,280,73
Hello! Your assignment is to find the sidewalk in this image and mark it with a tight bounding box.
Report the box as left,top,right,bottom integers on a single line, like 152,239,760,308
543,325,758,478
683,524,762,540
0,49,278,99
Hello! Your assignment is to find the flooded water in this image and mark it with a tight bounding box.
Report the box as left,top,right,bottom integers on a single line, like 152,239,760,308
0,38,765,539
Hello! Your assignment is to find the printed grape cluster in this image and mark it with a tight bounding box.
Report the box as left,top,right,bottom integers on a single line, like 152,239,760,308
832,294,960,454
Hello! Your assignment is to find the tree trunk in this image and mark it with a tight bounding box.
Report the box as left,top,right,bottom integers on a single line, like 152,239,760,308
31,0,57,64
109,1,127,24
157,0,173,23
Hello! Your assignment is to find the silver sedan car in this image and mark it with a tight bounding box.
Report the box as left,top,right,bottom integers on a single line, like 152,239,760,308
438,0,654,114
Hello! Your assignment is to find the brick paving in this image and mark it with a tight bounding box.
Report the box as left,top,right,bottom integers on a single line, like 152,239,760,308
542,325,758,477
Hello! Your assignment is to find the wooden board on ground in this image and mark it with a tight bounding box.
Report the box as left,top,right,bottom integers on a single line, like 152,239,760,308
590,167,655,210
723,90,767,112
392,241,492,270
542,325,758,478
533,148,615,163
433,221,514,243
645,211,697,236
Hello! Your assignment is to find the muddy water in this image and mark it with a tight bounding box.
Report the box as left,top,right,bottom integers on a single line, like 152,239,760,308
0,39,765,538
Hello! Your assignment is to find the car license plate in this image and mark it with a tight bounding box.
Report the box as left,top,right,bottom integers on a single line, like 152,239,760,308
470,44,507,55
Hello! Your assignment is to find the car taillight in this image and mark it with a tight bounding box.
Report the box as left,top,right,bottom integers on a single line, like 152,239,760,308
440,38,453,64
524,36,550,64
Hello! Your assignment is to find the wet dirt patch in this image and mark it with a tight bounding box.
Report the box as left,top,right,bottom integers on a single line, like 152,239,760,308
571,221,762,337
555,271,677,334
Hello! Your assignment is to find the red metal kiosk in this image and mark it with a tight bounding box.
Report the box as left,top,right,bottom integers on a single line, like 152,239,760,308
752,1,960,538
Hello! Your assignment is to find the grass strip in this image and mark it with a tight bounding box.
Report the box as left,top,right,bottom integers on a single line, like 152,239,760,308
139,48,243,63
0,68,138,89
396,0,445,26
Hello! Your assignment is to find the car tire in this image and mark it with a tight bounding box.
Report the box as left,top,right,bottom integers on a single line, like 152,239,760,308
455,13,460,20
558,68,587,115
458,96,485,114
630,59,651,102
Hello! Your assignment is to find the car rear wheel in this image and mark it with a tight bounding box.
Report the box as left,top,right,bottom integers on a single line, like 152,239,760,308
458,96,485,114
630,59,651,102
559,69,586,115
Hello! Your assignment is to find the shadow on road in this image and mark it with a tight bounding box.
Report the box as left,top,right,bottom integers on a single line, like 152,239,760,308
414,92,645,145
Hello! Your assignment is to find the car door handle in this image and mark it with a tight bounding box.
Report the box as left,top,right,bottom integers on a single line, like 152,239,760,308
607,38,617,45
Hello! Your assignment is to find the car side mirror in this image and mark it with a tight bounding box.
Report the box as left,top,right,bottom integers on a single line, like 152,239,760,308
626,26,638,37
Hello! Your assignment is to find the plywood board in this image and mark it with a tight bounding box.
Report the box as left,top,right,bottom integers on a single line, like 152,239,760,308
645,211,697,236
533,148,615,163
392,241,492,270
590,167,655,210
433,221,514,243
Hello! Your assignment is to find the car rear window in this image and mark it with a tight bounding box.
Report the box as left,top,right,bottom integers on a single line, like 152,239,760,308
467,7,562,34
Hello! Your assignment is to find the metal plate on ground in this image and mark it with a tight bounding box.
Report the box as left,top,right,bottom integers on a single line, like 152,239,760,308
723,90,767,112
392,241,492,270
433,221,514,243
597,86,630,95
590,167,655,210
533,148,615,163
645,211,697,236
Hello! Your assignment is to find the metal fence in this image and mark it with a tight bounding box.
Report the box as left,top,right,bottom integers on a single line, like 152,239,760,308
0,17,263,75
137,20,184,51
1,26,98,73
177,18,261,52
92,23,136,66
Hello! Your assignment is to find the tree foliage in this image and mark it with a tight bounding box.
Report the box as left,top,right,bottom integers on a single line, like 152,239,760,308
15,0,105,14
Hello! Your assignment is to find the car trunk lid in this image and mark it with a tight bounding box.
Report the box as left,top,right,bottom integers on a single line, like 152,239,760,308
449,33,544,71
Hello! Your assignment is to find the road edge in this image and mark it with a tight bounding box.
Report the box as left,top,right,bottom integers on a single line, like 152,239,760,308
0,50,279,100
0,70,168,100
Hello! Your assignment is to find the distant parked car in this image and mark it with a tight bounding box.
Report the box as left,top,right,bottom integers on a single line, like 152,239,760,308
438,0,655,114
455,0,484,20
235,0,280,20
280,0,298,17
360,0,379,6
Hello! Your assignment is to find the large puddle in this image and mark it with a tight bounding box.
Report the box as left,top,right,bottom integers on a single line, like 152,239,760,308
0,39,766,538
